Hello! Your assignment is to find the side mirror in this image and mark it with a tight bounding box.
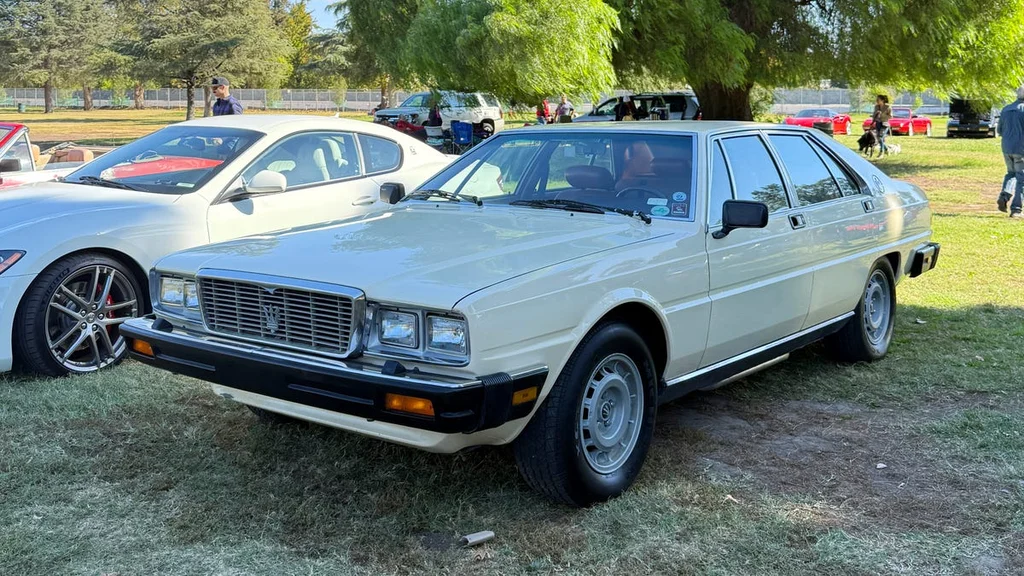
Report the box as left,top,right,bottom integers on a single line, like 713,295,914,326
712,200,769,239
246,170,287,195
0,158,23,173
380,182,405,204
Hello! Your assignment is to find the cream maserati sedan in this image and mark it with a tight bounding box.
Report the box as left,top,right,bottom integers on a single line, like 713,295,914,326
122,121,940,506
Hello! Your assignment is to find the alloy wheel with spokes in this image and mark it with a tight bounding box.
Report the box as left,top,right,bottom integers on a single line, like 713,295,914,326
45,265,139,372
14,253,143,376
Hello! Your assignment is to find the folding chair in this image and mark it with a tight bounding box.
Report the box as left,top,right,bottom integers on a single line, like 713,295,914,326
450,121,473,154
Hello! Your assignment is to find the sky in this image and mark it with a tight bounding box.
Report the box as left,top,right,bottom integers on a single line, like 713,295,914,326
306,0,337,30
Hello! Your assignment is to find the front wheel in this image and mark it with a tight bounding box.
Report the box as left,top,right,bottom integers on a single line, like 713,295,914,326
14,253,142,376
825,258,897,362
513,322,657,506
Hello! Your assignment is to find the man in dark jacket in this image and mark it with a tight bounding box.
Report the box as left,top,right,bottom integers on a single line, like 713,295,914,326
211,77,243,116
998,85,1024,217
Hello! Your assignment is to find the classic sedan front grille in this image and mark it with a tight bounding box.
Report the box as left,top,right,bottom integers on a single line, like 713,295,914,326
198,276,359,357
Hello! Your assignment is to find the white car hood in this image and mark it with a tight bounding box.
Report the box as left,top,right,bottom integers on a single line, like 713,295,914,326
162,205,663,308
0,181,180,237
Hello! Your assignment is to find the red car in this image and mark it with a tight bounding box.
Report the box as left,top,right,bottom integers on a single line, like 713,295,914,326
783,108,853,135
0,122,82,189
862,106,933,136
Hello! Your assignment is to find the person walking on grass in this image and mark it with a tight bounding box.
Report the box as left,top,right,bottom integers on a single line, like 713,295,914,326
556,94,575,123
997,85,1024,218
211,77,243,116
872,94,892,157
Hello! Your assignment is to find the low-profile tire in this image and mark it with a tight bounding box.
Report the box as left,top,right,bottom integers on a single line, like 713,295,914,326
825,258,897,362
248,405,306,426
14,252,142,377
513,322,657,506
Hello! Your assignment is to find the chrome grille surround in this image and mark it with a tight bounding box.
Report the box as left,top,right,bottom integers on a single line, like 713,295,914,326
196,269,365,358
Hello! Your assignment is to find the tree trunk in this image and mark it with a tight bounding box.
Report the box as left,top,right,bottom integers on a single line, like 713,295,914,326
692,82,754,121
133,82,145,110
379,76,391,109
83,85,93,111
185,80,195,120
44,79,55,114
203,85,213,117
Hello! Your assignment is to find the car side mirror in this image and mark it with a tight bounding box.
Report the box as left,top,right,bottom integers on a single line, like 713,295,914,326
0,158,23,173
712,200,769,239
222,170,287,202
380,182,405,204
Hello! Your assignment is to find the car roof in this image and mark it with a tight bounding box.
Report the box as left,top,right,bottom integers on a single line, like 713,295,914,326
511,120,806,136
172,114,401,138
0,122,25,130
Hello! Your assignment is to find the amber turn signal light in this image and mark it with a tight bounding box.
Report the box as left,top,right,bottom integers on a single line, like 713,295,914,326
512,386,538,406
131,339,154,357
385,393,435,417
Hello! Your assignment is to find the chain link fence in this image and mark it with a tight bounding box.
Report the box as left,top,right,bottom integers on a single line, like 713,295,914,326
0,87,950,115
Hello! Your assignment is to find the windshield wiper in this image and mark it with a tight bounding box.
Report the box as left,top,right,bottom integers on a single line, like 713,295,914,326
405,189,482,206
71,175,141,191
510,198,651,224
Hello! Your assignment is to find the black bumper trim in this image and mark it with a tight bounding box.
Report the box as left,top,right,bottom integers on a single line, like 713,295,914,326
910,241,940,277
122,317,547,434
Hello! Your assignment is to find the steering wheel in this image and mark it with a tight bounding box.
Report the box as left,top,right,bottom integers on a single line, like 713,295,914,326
615,187,667,200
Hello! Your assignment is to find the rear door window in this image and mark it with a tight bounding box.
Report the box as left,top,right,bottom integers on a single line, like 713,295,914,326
767,134,842,205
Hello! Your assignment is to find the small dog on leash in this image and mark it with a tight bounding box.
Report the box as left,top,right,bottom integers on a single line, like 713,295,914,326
857,130,901,157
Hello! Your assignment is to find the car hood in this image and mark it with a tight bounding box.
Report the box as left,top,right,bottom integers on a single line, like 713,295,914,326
0,181,180,236
161,204,663,309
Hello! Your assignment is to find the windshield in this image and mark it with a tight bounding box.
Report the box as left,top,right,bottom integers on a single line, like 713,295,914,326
399,94,427,108
893,109,911,118
796,109,831,118
64,126,262,193
415,131,696,220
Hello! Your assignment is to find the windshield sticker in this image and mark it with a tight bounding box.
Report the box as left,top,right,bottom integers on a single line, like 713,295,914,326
563,145,576,157
647,198,668,206
672,191,688,202
176,182,195,188
670,203,688,217
651,206,670,217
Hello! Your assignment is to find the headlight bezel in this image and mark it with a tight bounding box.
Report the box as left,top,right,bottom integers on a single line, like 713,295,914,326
365,303,470,365
152,272,203,326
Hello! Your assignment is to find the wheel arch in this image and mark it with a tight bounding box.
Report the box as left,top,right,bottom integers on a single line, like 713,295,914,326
21,247,152,315
576,296,670,382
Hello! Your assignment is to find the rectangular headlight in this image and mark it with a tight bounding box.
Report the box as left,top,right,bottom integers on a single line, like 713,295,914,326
427,315,467,355
159,277,184,306
159,276,198,309
380,310,418,348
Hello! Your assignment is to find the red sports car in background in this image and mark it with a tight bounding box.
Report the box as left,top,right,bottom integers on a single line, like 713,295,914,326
0,122,88,189
783,108,853,134
862,106,933,136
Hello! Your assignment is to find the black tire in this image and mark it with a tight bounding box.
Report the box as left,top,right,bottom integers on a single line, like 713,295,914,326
14,252,143,377
513,322,657,506
481,119,495,135
248,405,306,426
825,258,897,362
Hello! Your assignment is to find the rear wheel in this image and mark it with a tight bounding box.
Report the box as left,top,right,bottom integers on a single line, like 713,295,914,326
513,322,657,506
482,119,495,136
14,253,142,376
825,258,897,362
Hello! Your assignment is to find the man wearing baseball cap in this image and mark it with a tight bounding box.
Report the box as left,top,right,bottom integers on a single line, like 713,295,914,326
211,76,243,116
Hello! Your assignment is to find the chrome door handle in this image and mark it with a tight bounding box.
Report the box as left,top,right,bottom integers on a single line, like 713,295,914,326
789,214,806,229
352,196,376,206
862,199,875,212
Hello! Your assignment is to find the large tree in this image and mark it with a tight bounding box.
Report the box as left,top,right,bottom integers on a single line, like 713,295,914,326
406,0,619,104
328,0,419,106
136,0,289,119
0,0,105,113
608,0,1024,119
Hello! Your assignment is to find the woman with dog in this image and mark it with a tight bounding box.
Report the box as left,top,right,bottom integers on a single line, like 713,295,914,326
872,95,892,156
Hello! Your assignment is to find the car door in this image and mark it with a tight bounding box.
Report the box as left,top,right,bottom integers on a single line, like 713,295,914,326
206,130,381,243
701,132,813,366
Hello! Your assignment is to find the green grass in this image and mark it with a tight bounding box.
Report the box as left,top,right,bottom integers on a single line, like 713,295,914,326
2,113,1023,575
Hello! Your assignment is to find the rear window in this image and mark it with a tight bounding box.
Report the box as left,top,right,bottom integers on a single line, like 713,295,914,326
481,93,501,108
359,134,402,173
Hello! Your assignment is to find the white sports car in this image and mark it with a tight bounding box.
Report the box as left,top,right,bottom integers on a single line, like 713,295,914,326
0,115,451,376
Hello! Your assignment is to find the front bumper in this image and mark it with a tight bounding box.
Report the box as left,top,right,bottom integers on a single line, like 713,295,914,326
121,316,547,435
910,241,940,277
